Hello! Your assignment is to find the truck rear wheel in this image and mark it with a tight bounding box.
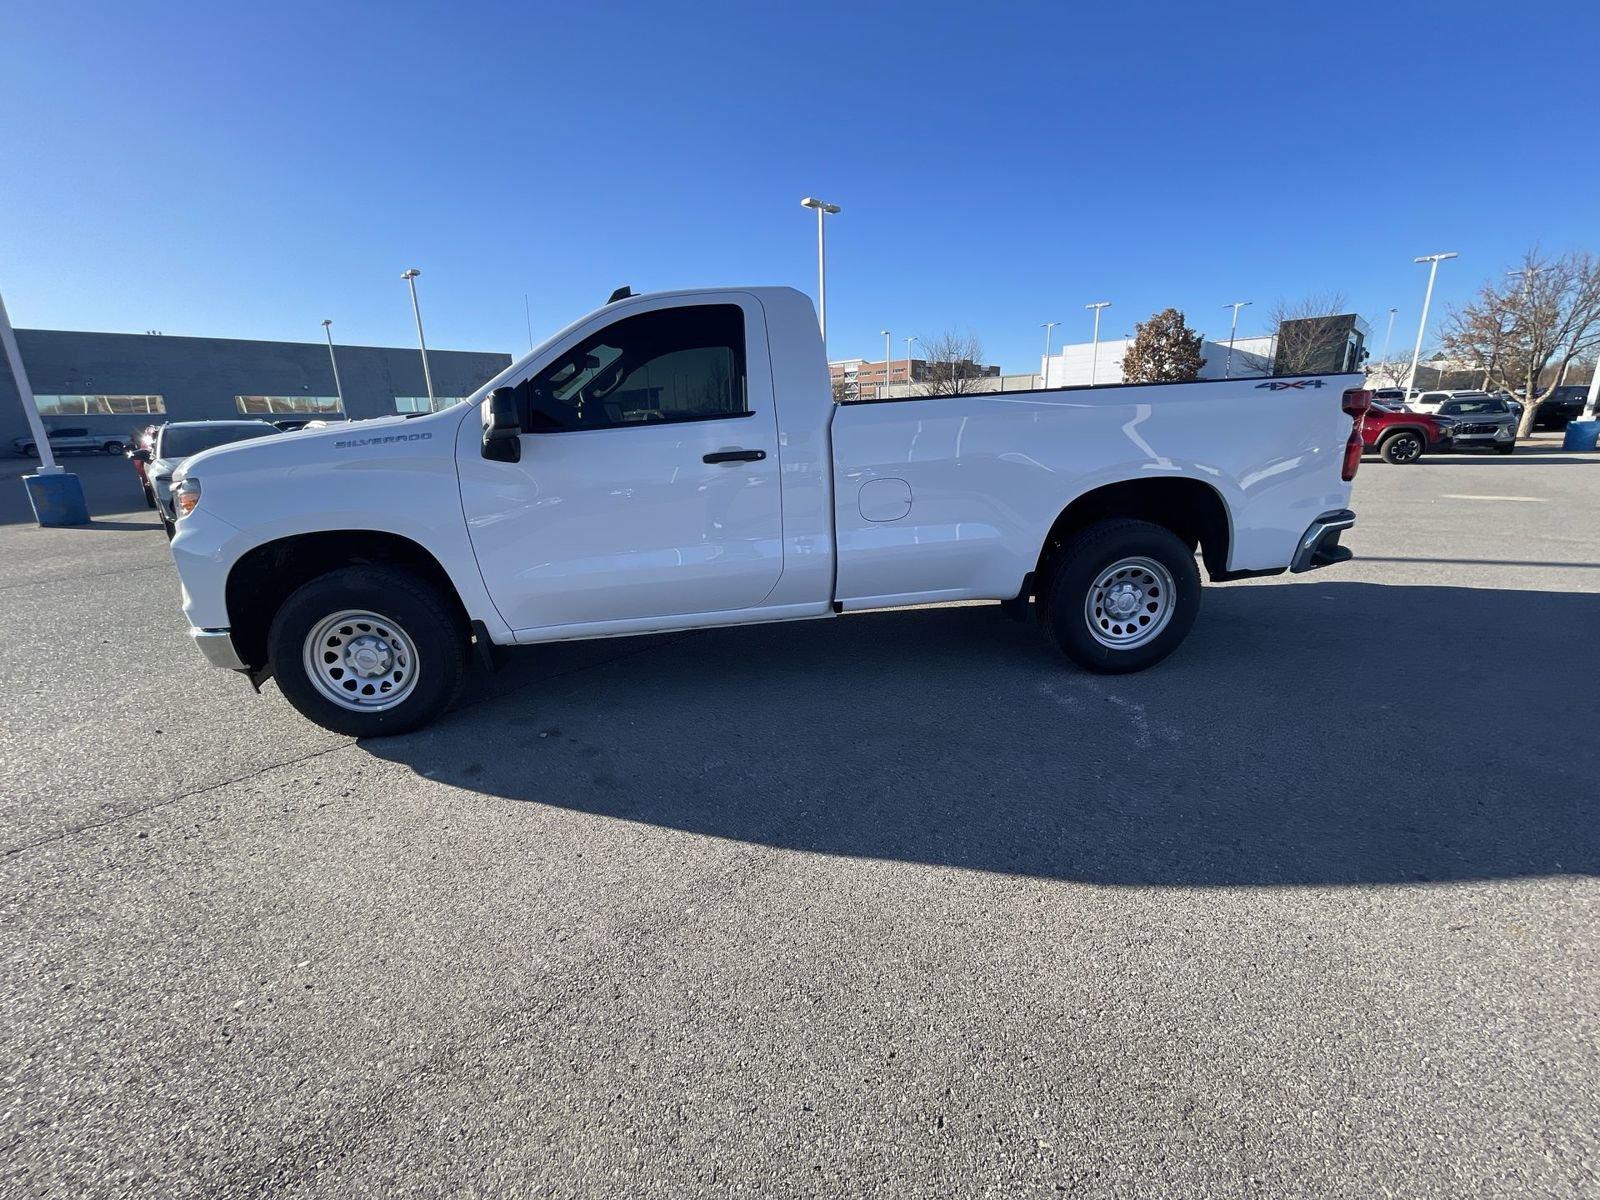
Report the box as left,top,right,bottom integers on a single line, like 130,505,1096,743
267,565,469,737
1042,519,1200,674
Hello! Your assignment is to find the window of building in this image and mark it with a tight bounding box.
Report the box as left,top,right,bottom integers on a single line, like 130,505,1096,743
236,395,344,415
34,394,165,416
393,396,463,414
519,304,747,432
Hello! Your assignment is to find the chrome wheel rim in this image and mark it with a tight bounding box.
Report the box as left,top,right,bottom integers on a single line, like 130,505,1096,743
302,610,419,712
1084,556,1176,650
1391,435,1421,461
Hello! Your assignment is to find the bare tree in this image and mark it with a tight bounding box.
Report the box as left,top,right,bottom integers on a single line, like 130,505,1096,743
831,374,856,404
1440,249,1600,435
1267,292,1350,375
1364,358,1413,388
914,329,988,396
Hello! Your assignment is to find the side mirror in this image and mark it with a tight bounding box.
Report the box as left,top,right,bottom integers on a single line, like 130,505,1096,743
130,447,152,463
482,386,522,463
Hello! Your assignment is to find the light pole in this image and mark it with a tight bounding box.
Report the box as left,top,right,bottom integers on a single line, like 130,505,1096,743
1222,301,1251,378
800,197,841,351
1,288,89,524
1404,252,1457,396
1040,321,1059,390
880,330,891,398
1380,307,1398,366
400,269,437,411
320,319,344,411
1086,302,1112,386
905,336,918,389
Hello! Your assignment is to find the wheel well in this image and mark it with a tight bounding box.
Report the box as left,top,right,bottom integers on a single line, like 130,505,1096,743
225,531,468,672
1379,426,1425,441
1034,478,1232,588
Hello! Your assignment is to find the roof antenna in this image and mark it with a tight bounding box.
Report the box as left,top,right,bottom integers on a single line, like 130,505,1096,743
607,286,633,304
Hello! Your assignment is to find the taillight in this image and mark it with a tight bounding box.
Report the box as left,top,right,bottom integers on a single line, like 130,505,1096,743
1342,431,1363,481
1342,388,1372,417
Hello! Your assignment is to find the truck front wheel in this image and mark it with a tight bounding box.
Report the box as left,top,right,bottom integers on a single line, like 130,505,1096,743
267,566,469,737
1043,519,1201,674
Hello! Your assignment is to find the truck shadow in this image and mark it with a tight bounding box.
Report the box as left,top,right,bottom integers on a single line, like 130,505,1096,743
362,581,1599,888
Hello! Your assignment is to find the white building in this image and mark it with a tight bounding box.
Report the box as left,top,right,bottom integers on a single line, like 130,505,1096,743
1041,333,1274,387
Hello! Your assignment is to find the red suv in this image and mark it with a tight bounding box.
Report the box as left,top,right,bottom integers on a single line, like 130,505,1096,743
1360,403,1452,464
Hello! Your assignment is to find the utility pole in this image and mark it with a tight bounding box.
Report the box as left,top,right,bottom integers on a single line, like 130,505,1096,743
1041,321,1059,390
881,329,891,398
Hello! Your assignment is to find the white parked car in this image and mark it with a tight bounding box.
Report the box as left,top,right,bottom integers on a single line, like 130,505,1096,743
166,286,1369,735
140,421,278,534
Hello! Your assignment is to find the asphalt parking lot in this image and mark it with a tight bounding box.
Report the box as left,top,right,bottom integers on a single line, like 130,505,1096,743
4,443,1597,1198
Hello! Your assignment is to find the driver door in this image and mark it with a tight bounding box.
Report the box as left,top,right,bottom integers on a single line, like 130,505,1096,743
458,297,784,635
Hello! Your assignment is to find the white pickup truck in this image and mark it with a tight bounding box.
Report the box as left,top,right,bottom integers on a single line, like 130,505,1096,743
168,286,1367,735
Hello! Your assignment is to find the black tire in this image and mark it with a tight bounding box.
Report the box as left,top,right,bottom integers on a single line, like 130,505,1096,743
143,484,157,509
267,566,469,737
1380,431,1425,464
20,443,36,458
1042,518,1201,674
161,517,175,540
102,440,124,455
1496,442,1515,455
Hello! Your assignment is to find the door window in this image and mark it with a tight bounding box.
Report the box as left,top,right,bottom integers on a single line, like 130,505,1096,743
521,304,748,432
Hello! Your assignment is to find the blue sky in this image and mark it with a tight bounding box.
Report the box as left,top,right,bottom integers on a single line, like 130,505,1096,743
3,0,1595,373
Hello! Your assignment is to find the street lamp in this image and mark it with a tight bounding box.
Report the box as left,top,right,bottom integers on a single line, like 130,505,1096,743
1085,302,1112,386
1404,252,1458,395
905,335,918,388
320,319,344,411
401,268,436,411
1380,307,1398,366
1222,301,1251,378
800,197,841,351
1040,321,1059,390
881,329,891,398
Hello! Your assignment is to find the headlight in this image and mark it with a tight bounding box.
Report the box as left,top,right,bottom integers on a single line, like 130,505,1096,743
174,478,201,519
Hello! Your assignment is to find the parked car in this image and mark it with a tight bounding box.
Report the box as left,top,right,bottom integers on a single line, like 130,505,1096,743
1360,402,1454,464
163,286,1370,736
12,427,126,457
125,424,161,508
1435,395,1517,454
138,420,279,536
1525,384,1590,430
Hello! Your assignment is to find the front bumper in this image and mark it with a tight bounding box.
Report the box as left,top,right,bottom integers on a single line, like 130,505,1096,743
191,627,247,670
1290,509,1355,573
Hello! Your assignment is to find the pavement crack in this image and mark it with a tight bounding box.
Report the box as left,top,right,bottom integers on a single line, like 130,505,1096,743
3,742,355,858
0,562,167,593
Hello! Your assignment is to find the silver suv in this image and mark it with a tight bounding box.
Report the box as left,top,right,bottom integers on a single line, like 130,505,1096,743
1436,394,1517,455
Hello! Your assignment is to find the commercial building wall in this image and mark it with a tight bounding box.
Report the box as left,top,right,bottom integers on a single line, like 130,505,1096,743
1,329,512,448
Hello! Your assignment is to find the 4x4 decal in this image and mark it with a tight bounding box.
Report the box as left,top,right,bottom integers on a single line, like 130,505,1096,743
1254,380,1326,390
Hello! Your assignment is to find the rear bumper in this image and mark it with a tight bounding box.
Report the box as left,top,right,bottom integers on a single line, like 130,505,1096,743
191,627,247,671
1290,509,1355,573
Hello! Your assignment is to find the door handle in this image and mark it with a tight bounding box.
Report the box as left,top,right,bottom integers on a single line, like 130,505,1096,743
703,449,766,464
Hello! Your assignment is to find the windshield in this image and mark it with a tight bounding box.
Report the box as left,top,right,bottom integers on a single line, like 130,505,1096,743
158,423,276,458
1440,399,1506,416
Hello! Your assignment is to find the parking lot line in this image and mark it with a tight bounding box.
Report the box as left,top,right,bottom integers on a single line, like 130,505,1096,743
1438,494,1547,502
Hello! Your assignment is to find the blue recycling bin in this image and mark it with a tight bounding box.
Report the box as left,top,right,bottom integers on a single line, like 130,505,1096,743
23,470,90,527
1561,420,1600,451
